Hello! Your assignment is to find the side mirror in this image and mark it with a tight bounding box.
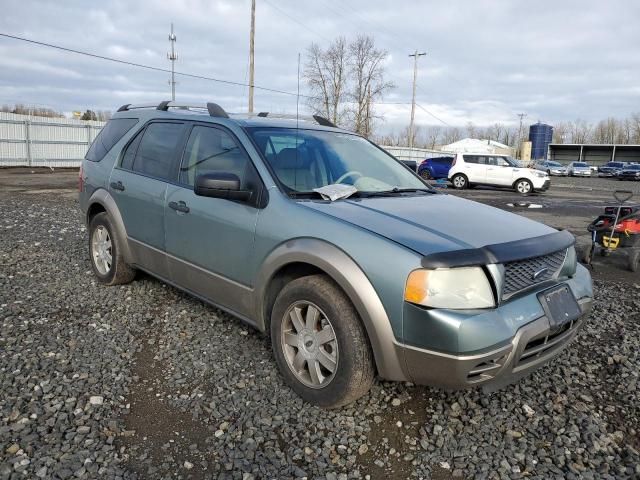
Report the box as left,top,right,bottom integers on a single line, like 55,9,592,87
194,172,253,202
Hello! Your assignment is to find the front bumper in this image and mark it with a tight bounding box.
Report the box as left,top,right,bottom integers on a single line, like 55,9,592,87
572,171,591,176
535,179,551,191
396,295,592,390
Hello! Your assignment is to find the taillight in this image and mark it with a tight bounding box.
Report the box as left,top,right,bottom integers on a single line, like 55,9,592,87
451,156,457,167
78,164,84,192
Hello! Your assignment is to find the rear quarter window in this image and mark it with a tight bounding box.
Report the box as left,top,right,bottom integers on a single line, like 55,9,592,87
85,118,138,162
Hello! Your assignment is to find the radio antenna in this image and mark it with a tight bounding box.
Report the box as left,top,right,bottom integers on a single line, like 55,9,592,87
296,52,301,130
294,52,301,189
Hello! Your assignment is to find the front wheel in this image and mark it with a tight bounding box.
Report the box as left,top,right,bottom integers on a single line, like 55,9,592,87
515,179,533,195
451,174,468,189
628,250,640,272
419,170,432,180
270,275,375,408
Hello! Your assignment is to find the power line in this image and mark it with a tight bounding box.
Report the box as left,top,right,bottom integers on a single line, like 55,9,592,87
262,0,332,43
415,103,451,127
0,32,453,125
0,32,303,98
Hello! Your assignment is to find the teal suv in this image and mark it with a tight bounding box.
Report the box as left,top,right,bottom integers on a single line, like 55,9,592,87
79,101,593,407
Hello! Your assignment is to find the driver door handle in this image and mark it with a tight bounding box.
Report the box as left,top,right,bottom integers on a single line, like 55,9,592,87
169,200,190,214
110,181,125,191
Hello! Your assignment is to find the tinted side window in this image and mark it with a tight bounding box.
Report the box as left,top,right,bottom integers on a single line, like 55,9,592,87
120,129,144,170
179,126,251,188
132,123,184,180
463,155,479,164
85,118,138,162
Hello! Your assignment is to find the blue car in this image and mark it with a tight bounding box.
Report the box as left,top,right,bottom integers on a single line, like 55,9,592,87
418,156,454,180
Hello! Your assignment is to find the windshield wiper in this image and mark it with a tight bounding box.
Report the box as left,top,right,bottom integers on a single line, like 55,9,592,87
357,187,436,197
288,191,325,199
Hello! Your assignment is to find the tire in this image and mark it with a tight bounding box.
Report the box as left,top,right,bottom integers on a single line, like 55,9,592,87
270,274,375,408
419,170,432,180
88,212,136,285
547,169,551,175
514,178,533,195
451,174,468,190
628,250,640,272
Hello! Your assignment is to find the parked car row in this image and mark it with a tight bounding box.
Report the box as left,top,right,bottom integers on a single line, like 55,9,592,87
411,155,640,193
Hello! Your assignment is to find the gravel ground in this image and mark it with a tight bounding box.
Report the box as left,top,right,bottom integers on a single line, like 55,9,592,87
1,180,639,479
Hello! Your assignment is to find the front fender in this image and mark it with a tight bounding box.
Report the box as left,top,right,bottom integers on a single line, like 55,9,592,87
86,189,134,264
255,238,407,381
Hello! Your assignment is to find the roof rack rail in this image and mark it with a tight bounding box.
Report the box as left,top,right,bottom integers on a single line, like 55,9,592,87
116,101,229,118
252,112,337,128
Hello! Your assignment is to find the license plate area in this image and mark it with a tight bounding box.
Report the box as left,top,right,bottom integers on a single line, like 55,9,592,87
537,284,581,330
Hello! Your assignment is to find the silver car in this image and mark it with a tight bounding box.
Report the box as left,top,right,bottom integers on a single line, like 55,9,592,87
535,160,567,176
78,101,593,407
567,162,592,177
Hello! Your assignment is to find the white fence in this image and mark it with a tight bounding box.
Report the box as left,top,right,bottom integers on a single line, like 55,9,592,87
0,112,105,167
0,113,452,169
381,145,452,163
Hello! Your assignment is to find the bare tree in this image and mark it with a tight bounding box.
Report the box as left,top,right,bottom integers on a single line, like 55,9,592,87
466,122,478,138
441,127,462,145
303,38,348,125
569,119,592,144
488,123,504,142
424,125,441,149
347,35,394,137
500,126,518,147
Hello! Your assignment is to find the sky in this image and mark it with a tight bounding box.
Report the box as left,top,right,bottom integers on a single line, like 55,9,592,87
0,0,639,132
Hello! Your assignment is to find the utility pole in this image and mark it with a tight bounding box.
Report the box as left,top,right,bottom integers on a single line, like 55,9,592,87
408,51,426,149
167,23,178,101
516,112,527,159
248,0,256,113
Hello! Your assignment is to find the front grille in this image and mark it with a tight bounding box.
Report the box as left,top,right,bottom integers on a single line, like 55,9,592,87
503,250,567,297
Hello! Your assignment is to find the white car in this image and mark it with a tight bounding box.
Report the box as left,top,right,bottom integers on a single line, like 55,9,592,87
566,162,592,177
448,153,550,194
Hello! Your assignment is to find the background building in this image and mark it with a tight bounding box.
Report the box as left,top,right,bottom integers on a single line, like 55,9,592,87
548,143,640,166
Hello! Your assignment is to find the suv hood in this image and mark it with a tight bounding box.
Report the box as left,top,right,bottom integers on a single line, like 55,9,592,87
301,194,556,257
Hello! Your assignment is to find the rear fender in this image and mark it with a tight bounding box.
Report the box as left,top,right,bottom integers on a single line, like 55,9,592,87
86,189,133,263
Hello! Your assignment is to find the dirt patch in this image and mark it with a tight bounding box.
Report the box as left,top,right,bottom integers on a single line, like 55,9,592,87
359,389,463,479
117,333,213,479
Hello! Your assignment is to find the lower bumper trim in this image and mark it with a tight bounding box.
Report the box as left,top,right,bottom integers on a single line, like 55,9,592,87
397,296,592,390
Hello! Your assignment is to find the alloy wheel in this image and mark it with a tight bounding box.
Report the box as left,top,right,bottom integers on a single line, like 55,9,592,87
281,301,339,389
517,180,532,194
91,225,112,275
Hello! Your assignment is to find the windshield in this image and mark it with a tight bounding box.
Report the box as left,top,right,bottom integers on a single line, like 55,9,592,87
628,165,640,170
247,127,428,194
574,162,588,167
548,161,562,167
503,156,521,167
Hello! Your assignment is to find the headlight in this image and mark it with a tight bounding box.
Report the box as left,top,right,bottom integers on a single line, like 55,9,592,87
559,246,577,278
404,267,495,309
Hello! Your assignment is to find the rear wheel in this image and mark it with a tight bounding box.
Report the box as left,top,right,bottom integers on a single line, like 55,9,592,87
88,212,136,285
628,250,640,272
515,179,533,195
270,274,375,408
451,174,468,190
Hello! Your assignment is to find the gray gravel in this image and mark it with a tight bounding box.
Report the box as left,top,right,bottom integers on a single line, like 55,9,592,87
1,188,639,479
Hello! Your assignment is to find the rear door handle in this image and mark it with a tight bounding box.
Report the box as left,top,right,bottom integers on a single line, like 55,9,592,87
110,181,125,191
169,201,190,214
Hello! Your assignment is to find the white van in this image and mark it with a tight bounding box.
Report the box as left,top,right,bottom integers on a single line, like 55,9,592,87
448,153,550,194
